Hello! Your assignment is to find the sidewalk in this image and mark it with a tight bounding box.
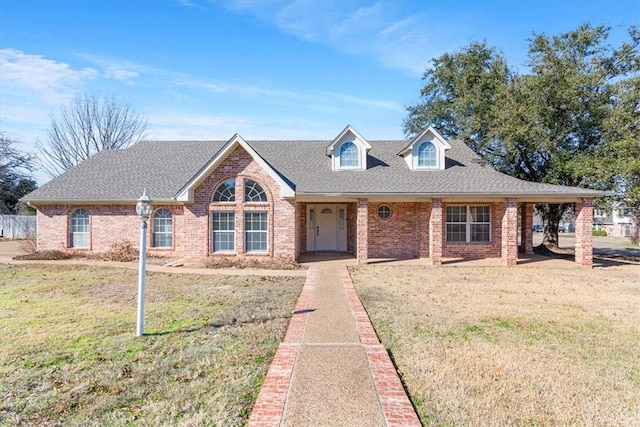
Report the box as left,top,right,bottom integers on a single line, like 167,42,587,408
248,262,421,426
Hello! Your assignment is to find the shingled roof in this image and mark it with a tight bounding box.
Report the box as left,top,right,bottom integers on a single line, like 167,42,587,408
22,138,602,203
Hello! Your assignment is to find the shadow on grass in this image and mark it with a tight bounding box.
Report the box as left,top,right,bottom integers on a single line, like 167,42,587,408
145,313,295,336
533,244,640,268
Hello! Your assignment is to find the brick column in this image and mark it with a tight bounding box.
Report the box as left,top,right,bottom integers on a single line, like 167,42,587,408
418,202,431,258
520,203,534,254
575,198,594,267
501,198,518,266
357,199,368,264
429,199,443,265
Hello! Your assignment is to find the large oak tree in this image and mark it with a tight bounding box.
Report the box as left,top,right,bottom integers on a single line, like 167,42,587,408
405,24,639,248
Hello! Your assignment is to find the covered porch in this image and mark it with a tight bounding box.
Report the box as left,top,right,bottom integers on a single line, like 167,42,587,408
296,197,596,267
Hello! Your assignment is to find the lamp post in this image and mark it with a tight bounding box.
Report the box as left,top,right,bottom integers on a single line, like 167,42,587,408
135,189,153,336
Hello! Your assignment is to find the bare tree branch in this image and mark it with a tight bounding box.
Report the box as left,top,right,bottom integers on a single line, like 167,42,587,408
37,93,148,177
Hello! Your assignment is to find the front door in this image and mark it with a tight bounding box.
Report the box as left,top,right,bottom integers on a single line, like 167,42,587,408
317,206,337,250
307,205,347,252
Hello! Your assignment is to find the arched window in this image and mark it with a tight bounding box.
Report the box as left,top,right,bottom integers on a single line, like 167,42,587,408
418,142,437,167
69,209,89,248
152,208,173,248
212,179,236,202
244,179,267,202
339,141,359,167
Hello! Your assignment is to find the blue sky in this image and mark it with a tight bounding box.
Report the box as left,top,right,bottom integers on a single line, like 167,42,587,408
1,0,637,177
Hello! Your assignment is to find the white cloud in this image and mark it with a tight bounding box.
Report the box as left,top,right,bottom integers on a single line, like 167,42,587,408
0,48,98,104
214,0,450,76
104,65,139,81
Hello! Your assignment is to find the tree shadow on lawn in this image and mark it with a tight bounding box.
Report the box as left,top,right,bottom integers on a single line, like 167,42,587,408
532,244,640,268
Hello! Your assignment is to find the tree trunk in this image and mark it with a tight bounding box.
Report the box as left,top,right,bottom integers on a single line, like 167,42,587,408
537,203,568,249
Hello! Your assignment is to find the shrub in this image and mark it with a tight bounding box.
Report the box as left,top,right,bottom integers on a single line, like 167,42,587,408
99,240,138,262
592,230,607,236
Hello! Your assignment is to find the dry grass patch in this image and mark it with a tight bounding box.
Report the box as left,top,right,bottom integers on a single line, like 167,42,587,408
351,265,640,426
0,264,303,426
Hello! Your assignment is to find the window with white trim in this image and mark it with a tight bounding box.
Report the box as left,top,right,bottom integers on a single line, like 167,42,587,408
212,179,236,202
446,205,491,243
152,208,173,248
417,142,437,167
69,209,89,248
339,141,359,167
244,212,267,252
212,212,235,252
244,179,267,202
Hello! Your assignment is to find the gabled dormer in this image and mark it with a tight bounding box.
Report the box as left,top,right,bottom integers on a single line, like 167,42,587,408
326,125,371,171
398,126,451,170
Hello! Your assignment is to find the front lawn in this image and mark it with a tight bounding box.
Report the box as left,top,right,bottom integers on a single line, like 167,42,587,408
352,264,640,425
0,264,303,426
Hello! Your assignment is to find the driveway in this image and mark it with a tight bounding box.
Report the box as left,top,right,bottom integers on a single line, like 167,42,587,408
532,233,640,260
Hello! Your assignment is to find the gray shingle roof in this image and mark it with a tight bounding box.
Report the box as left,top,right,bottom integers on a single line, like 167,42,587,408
22,138,602,203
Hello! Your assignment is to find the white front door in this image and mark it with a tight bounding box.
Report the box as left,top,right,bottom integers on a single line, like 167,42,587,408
317,206,337,250
307,205,347,252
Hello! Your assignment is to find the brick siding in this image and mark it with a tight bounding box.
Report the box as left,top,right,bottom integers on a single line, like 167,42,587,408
37,146,296,260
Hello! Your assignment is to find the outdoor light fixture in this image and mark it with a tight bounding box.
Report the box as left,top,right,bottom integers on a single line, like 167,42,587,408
136,189,153,336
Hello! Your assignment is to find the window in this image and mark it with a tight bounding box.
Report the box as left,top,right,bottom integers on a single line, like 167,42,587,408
69,209,89,248
244,179,267,202
212,212,235,252
339,142,359,167
377,205,391,220
245,212,267,252
446,205,491,243
418,142,437,167
212,179,235,202
152,209,173,248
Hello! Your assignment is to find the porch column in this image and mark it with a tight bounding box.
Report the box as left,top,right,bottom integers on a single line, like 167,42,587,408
418,202,430,258
575,198,594,267
357,198,368,264
429,199,443,265
501,198,518,266
520,203,534,254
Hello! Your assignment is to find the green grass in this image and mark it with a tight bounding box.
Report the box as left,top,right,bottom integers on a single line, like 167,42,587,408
0,264,303,426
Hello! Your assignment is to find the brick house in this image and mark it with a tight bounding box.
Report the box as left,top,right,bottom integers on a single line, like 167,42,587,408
22,126,602,266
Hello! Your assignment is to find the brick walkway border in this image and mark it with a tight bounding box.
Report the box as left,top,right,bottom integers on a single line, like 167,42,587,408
248,265,316,426
341,266,422,427
248,264,421,426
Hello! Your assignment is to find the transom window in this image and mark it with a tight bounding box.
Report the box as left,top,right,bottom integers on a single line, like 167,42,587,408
152,209,173,248
69,209,89,248
212,212,235,253
446,205,491,243
245,212,268,252
212,179,236,202
244,179,267,202
339,141,359,167
418,142,437,167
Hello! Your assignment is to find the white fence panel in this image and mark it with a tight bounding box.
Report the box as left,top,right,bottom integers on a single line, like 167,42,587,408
0,215,37,239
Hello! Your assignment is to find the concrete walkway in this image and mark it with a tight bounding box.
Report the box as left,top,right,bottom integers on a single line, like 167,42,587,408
248,262,421,427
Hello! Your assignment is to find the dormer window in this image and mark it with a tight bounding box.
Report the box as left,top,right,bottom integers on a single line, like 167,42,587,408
339,141,359,168
398,126,451,171
326,125,371,171
417,142,437,168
